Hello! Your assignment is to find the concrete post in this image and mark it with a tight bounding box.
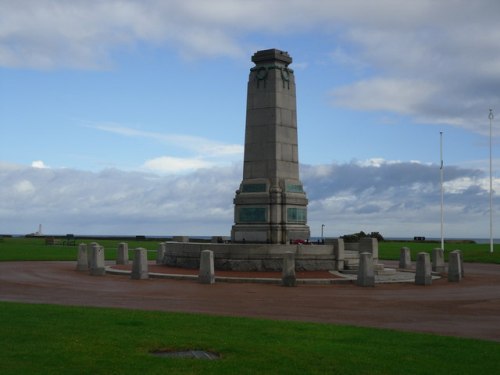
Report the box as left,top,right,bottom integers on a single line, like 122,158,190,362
356,252,375,287
399,247,411,269
87,242,98,269
76,243,88,271
454,249,465,278
281,251,297,287
415,252,432,285
131,248,149,280
359,238,378,262
332,238,345,270
198,250,215,284
90,244,105,276
156,242,166,265
448,250,463,282
116,242,129,265
431,248,445,272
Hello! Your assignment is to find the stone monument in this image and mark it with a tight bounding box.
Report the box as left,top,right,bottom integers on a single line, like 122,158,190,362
232,49,310,244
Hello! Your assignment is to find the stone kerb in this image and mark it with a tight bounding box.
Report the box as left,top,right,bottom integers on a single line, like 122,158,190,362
356,252,375,287
399,247,411,269
76,243,88,271
431,248,445,272
116,242,129,265
156,242,166,265
448,250,463,282
198,250,215,284
415,252,432,285
131,248,149,280
282,251,297,287
89,244,105,276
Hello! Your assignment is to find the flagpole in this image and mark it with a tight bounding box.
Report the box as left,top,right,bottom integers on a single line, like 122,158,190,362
440,131,444,251
489,109,494,253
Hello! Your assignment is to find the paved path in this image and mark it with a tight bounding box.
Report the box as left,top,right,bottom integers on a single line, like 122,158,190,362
1,261,499,342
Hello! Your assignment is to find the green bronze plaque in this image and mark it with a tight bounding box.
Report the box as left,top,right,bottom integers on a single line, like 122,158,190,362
287,208,307,223
242,183,267,193
286,184,304,193
239,207,267,222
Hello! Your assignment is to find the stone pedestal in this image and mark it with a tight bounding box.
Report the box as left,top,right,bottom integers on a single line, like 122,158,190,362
76,243,88,271
116,242,129,265
282,251,297,287
399,247,411,269
232,49,310,244
356,252,375,287
448,250,463,282
89,244,105,276
431,248,445,272
156,242,166,265
198,250,215,284
415,252,432,285
131,248,149,280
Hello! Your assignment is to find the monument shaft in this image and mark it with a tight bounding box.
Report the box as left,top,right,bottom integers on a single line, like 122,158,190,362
232,49,310,244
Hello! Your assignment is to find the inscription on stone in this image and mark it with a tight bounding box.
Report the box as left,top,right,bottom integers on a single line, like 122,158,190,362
239,207,267,222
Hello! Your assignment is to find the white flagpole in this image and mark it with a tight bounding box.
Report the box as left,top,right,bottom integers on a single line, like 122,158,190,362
440,131,444,251
489,109,494,253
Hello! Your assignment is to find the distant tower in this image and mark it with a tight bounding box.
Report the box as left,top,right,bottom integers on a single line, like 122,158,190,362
231,49,310,244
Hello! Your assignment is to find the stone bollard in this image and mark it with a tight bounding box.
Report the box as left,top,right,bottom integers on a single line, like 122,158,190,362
415,252,432,285
76,243,88,271
282,251,297,287
332,238,345,270
87,242,98,269
116,242,129,265
448,250,463,282
90,244,106,276
198,250,215,284
399,247,412,269
356,252,375,287
156,242,166,265
131,248,149,280
431,248,445,272
454,249,465,278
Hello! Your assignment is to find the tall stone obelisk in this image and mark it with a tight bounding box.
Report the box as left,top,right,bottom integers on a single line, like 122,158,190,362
231,49,310,244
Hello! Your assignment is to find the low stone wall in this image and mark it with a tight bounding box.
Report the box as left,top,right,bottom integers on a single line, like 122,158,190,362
162,242,344,271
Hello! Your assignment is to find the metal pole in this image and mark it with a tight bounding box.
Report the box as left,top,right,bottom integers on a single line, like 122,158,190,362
489,109,494,253
440,131,444,250
321,224,325,242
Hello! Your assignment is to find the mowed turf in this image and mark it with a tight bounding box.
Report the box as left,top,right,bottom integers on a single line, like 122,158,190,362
1,237,499,263
1,301,499,375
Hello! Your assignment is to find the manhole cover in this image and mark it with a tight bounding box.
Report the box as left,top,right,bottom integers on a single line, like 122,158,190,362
150,349,220,360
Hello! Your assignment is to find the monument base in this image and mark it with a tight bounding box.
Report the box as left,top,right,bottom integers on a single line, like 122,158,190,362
162,242,343,272
231,224,311,244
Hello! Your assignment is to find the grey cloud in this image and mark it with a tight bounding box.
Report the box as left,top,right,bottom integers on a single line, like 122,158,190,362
1,160,496,238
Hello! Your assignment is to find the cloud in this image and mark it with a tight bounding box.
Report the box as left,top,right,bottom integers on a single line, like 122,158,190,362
31,160,49,169
1,159,498,238
3,1,499,138
88,123,243,173
90,123,243,157
143,156,213,174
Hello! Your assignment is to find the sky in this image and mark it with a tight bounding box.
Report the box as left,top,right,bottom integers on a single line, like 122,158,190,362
1,0,500,239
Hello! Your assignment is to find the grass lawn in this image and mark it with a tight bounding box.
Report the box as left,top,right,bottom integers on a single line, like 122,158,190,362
0,237,158,261
1,237,499,264
378,241,500,264
1,301,499,375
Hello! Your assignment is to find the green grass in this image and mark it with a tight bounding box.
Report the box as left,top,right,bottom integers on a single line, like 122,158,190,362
378,241,500,264
0,301,498,375
2,237,500,264
0,237,158,261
